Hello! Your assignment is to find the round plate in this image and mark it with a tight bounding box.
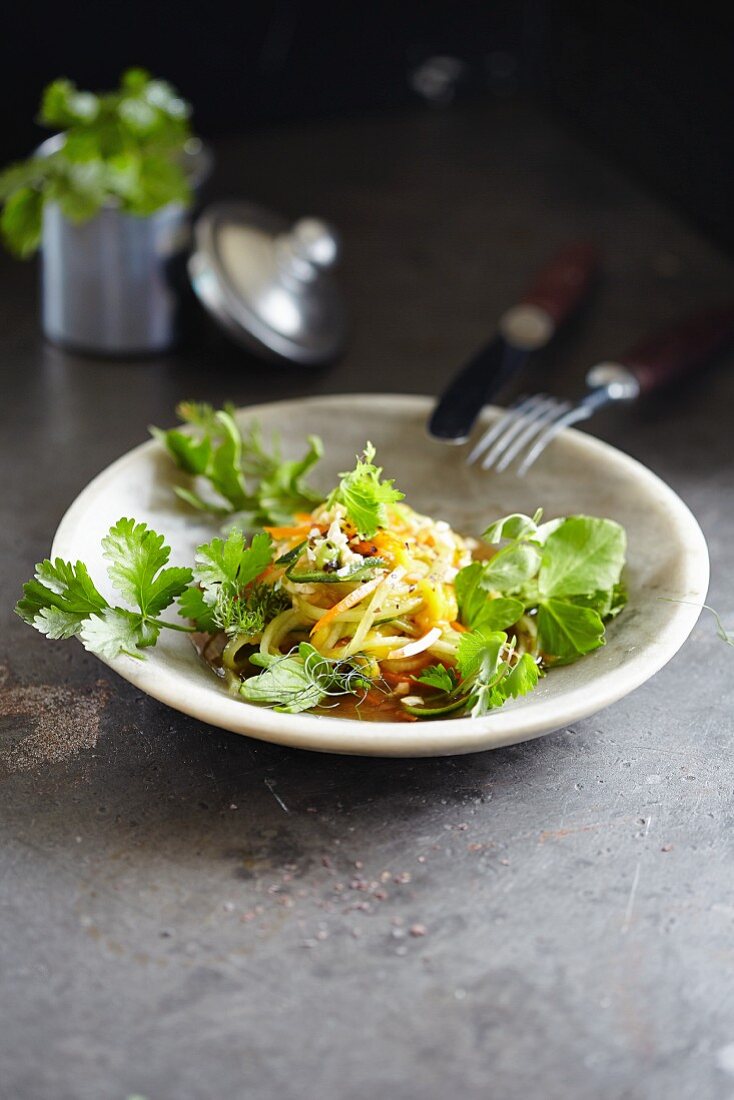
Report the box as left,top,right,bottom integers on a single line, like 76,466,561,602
51,395,709,757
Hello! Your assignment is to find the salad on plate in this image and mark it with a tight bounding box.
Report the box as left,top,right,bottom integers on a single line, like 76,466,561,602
16,403,627,723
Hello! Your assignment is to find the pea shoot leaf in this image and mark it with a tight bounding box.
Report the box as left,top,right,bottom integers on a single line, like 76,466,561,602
483,510,542,544
454,562,524,631
538,517,626,599
482,542,541,593
536,598,605,663
240,652,325,713
240,642,371,713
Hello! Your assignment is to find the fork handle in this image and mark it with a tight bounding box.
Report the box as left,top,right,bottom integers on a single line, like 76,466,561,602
520,241,600,329
619,302,734,395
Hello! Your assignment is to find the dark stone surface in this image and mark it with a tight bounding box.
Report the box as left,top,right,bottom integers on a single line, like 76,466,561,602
1,100,733,1100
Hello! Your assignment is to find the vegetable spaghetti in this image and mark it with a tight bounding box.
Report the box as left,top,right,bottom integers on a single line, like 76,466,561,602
15,404,628,723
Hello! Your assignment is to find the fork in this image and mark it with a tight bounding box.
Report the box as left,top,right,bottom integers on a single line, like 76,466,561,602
467,302,734,476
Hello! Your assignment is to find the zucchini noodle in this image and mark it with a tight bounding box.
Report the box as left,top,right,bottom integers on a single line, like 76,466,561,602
205,497,536,718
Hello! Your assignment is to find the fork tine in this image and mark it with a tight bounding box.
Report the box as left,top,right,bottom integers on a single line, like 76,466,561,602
482,396,562,471
468,393,548,466
466,395,543,466
516,403,594,476
494,397,572,472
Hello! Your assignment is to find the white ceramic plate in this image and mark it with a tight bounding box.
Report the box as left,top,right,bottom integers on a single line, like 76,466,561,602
51,394,708,757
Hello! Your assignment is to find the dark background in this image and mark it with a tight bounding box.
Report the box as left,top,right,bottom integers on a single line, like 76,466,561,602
1,1,732,248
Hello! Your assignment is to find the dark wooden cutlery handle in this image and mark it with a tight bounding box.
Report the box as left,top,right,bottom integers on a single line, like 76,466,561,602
620,302,734,394
521,241,600,329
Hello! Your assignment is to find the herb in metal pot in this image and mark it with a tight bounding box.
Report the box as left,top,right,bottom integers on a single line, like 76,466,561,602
0,68,195,257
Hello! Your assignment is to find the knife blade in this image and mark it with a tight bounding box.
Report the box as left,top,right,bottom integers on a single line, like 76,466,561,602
428,241,600,443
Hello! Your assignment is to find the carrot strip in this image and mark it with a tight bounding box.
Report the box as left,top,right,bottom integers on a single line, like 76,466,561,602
263,523,313,539
351,540,380,557
255,563,279,584
309,575,383,637
364,688,386,706
451,620,468,633
379,669,415,687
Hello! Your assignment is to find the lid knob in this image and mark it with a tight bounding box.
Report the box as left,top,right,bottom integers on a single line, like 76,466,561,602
276,218,341,282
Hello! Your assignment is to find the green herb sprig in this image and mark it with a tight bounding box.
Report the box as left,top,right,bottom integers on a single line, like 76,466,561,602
240,643,374,714
0,69,194,257
151,402,324,527
327,442,404,538
178,528,290,637
455,509,627,664
15,518,194,659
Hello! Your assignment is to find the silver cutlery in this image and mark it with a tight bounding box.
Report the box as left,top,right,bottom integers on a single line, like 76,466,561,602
468,302,734,475
428,242,599,443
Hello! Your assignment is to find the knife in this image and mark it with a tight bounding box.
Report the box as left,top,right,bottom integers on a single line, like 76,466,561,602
428,241,600,443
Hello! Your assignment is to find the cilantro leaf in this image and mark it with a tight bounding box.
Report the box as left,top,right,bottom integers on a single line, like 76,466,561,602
15,518,198,661
538,517,626,599
496,652,541,700
182,529,282,639
79,608,158,661
470,652,542,716
417,664,458,693
149,426,211,476
456,629,507,683
15,558,108,638
193,530,272,606
257,435,324,525
453,629,542,718
102,517,192,617
327,442,404,538
176,585,218,633
0,187,44,258
536,598,605,663
31,606,89,640
207,409,251,510
41,79,100,127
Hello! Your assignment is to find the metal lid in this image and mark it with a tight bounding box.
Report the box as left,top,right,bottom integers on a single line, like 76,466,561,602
189,201,347,364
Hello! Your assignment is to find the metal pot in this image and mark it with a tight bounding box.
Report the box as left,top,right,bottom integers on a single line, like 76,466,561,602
39,137,212,356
